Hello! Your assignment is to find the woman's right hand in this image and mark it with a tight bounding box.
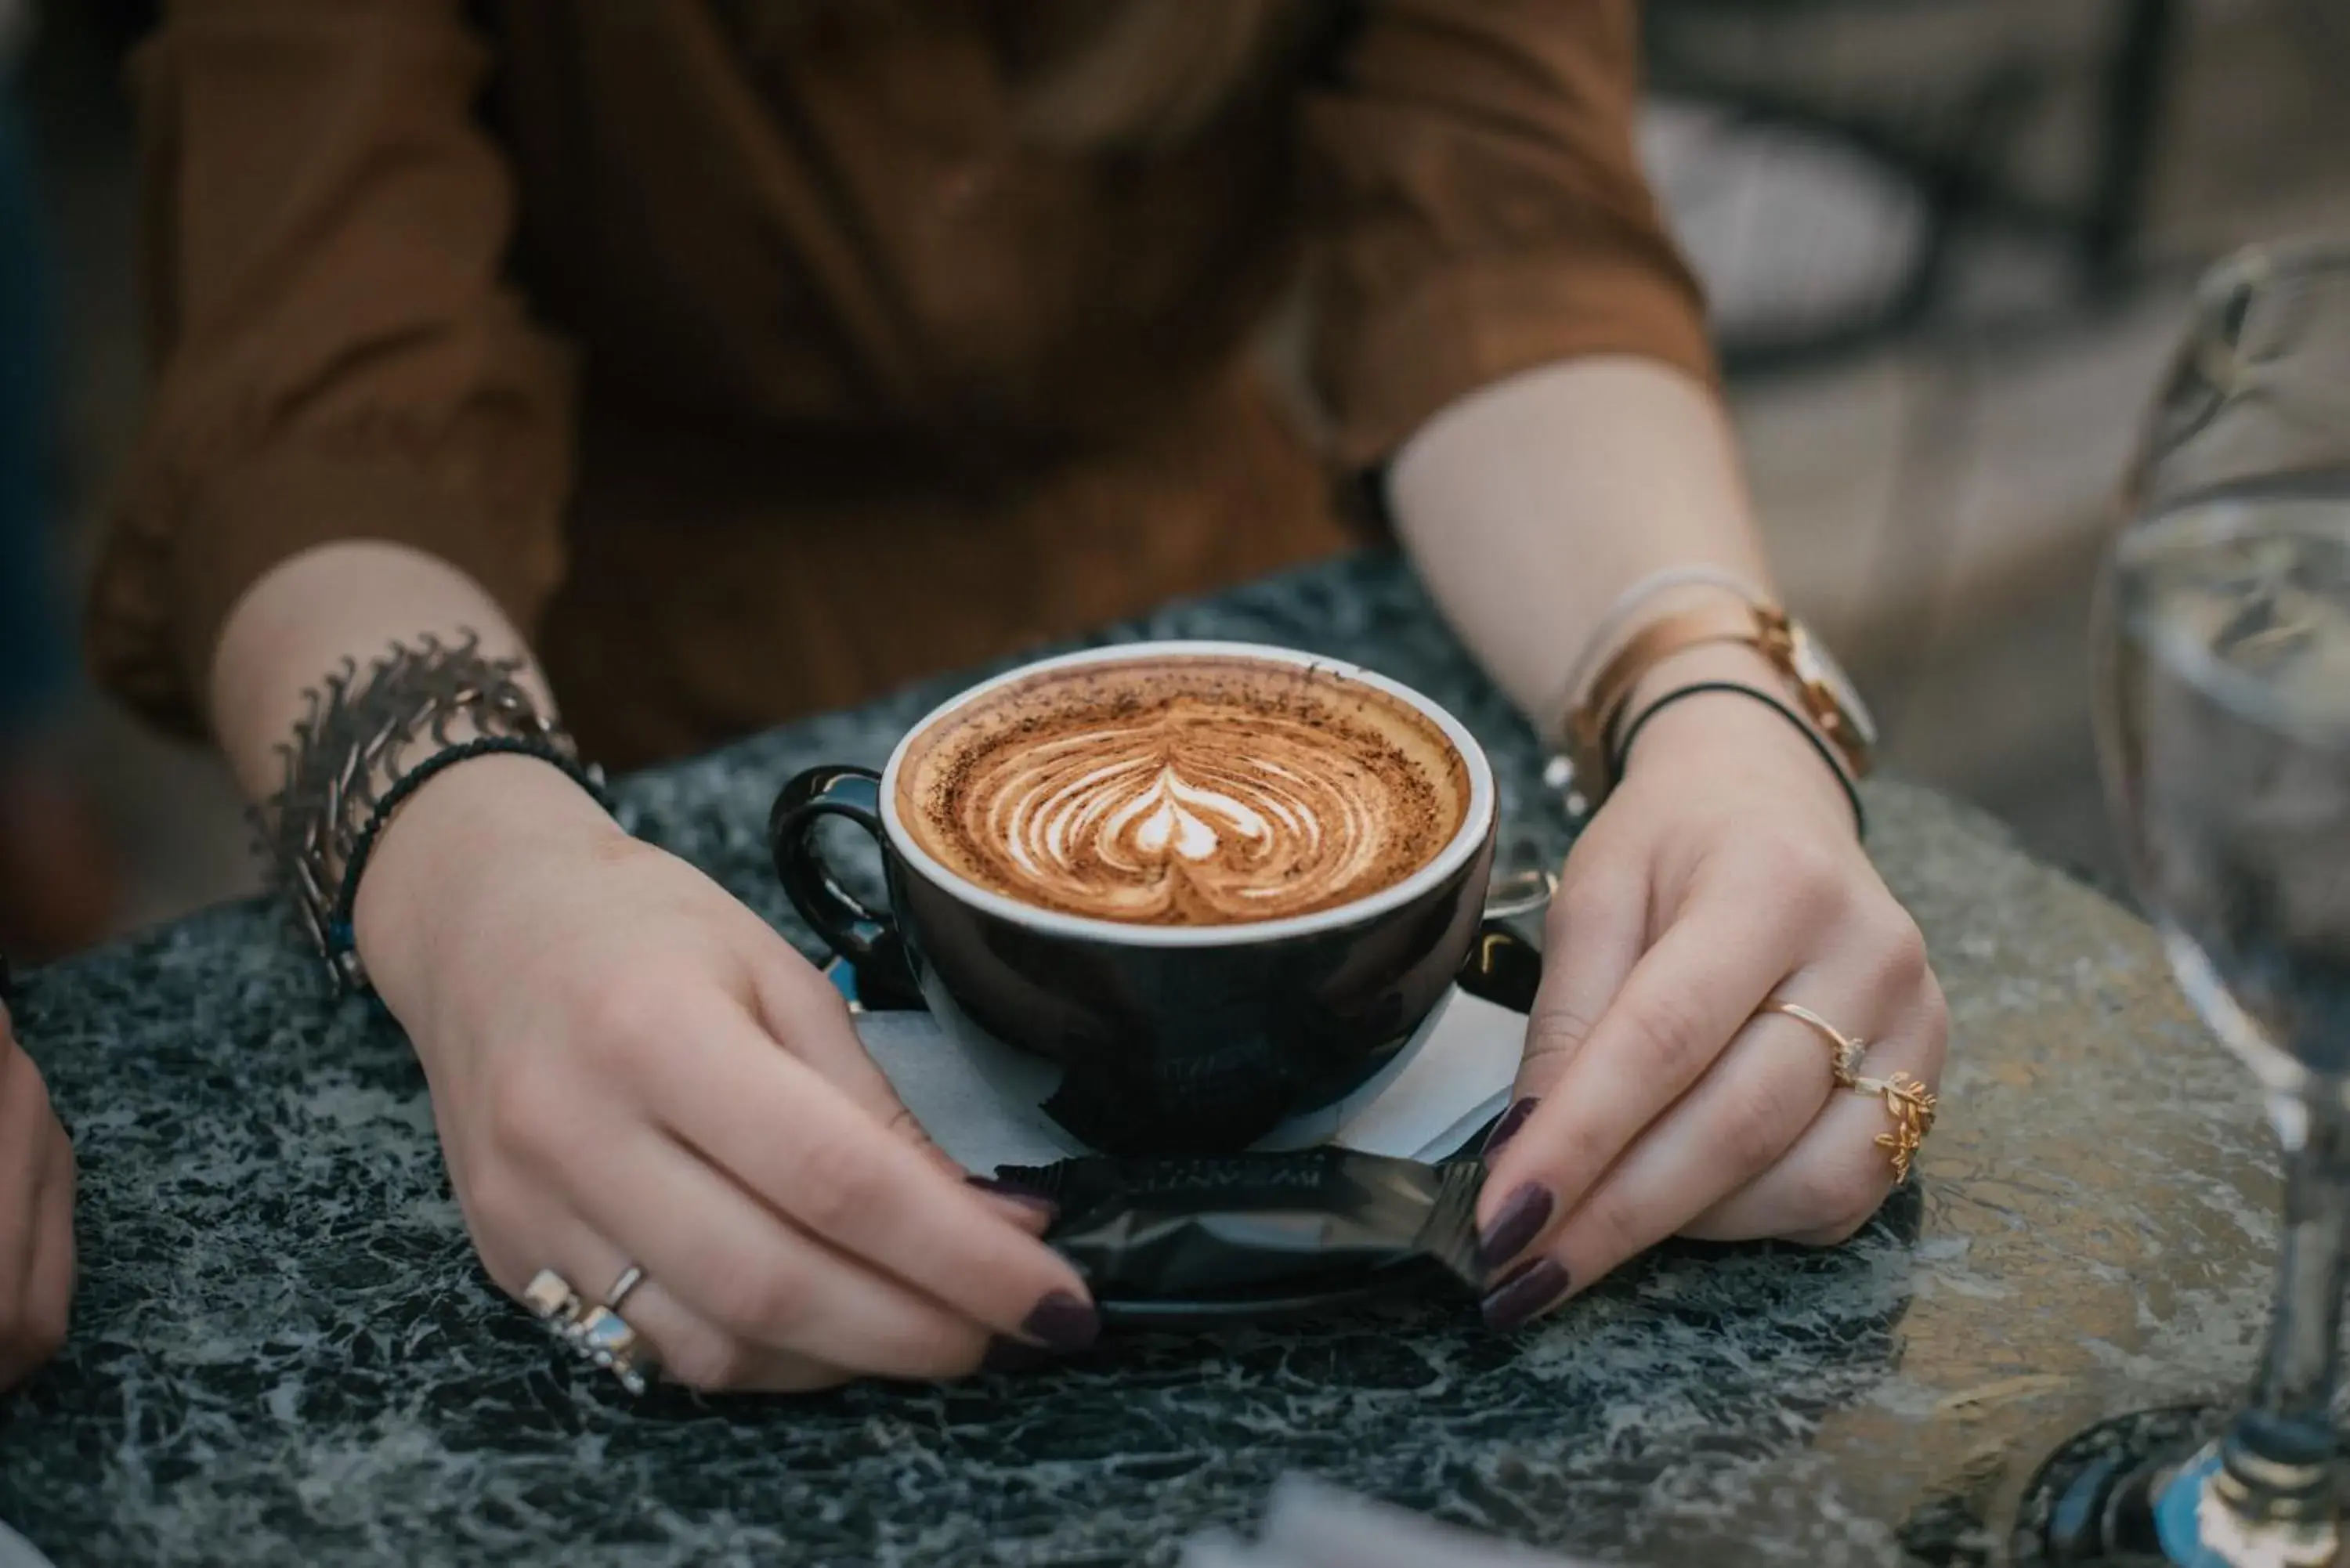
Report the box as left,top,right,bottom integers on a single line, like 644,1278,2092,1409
352,756,1097,1391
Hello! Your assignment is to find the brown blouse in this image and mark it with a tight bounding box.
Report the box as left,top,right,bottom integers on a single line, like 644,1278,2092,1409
93,0,1712,768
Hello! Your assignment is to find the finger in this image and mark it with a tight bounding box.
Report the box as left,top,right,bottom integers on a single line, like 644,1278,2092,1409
1491,859,1648,1158
745,950,964,1180
1687,979,1947,1245
966,1183,1060,1235
501,1215,853,1395
20,1120,73,1368
1480,994,1865,1330
626,1278,855,1393
0,1042,47,1309
642,992,1099,1353
0,1088,63,1393
1480,876,1811,1258
566,1120,999,1381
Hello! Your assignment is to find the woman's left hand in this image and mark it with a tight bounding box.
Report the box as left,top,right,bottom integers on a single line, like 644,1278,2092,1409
1474,676,1947,1331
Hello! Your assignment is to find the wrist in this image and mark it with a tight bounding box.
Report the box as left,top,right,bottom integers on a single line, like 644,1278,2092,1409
1618,640,1795,722
1615,649,1860,832
352,753,624,1020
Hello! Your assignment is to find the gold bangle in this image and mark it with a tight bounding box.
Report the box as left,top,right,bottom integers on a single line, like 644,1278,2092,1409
1542,567,1773,733
1554,600,1874,821
1561,604,1769,811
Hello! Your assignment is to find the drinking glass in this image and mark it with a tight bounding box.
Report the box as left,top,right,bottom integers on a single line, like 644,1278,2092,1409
2015,240,2350,1566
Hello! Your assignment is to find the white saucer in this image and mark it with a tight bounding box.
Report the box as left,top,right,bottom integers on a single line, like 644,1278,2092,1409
852,982,1525,1172
0,1523,59,1568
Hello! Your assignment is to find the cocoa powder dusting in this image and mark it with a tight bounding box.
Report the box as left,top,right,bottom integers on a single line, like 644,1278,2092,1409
897,657,1473,926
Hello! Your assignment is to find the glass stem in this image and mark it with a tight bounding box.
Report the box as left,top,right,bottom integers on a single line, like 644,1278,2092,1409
2218,1092,2350,1521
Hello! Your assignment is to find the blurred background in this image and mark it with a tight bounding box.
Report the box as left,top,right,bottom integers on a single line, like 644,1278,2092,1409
0,0,2345,955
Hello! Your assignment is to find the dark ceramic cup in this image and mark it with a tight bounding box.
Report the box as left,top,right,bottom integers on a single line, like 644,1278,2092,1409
769,641,1498,1155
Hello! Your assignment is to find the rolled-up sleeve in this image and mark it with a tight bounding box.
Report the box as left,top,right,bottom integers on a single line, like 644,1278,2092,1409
1302,0,1716,468
92,0,575,738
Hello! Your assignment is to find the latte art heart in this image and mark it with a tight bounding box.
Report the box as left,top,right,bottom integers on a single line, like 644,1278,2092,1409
898,656,1473,926
978,717,1396,921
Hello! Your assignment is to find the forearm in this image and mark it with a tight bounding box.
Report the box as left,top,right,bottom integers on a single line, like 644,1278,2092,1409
209,541,606,1011
208,540,557,805
1386,357,1772,730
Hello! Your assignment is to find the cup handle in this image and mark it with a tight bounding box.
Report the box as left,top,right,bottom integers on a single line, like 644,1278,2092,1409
769,765,900,966
1455,919,1543,1015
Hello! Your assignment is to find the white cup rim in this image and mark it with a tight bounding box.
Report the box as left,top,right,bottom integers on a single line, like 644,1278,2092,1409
877,641,1498,948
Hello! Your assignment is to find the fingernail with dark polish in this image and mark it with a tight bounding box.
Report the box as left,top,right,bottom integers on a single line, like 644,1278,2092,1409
982,1336,1052,1373
1480,1256,1570,1333
1021,1290,1100,1353
1481,1096,1539,1159
1476,1182,1556,1271
967,1174,1060,1220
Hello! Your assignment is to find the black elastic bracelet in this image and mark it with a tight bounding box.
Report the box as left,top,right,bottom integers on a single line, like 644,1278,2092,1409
324,735,616,968
1608,681,1866,839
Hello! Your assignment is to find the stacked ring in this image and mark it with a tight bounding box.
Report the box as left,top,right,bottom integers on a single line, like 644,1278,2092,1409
1759,999,1937,1181
1853,1071,1938,1183
525,1266,654,1395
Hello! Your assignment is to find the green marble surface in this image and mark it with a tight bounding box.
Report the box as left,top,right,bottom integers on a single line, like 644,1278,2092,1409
0,553,2270,1566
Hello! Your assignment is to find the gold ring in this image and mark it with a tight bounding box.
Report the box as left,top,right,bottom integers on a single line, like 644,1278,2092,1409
1853,1071,1937,1183
525,1267,653,1395
1759,999,1867,1088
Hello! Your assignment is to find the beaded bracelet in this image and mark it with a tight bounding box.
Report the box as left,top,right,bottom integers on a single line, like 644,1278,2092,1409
1608,680,1866,839
324,735,614,982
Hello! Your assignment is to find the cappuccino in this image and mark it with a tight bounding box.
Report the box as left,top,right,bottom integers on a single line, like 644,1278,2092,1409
895,654,1471,926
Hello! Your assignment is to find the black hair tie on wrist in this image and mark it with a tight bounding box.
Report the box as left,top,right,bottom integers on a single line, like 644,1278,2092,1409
324,735,615,973
1608,680,1866,839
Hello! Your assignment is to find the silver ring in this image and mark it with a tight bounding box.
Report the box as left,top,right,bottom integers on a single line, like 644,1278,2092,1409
525,1267,582,1326
571,1306,651,1396
604,1263,647,1312
525,1266,653,1396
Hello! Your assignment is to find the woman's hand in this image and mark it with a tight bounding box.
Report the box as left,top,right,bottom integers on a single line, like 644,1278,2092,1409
355,757,1097,1391
0,987,73,1390
1474,659,1947,1330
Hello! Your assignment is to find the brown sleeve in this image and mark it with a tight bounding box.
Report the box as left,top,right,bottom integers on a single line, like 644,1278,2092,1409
91,0,575,739
1300,0,1717,469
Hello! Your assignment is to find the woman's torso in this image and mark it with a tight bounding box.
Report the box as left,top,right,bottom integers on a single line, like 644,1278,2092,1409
483,2,1357,762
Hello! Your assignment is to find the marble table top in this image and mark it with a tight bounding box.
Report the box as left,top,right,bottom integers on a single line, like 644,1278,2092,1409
0,553,2275,1567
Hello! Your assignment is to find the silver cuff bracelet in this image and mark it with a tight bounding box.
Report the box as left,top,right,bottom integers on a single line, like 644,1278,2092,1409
255,633,612,994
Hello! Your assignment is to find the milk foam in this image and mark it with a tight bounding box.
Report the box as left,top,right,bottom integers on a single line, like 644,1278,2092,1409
898,657,1470,926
